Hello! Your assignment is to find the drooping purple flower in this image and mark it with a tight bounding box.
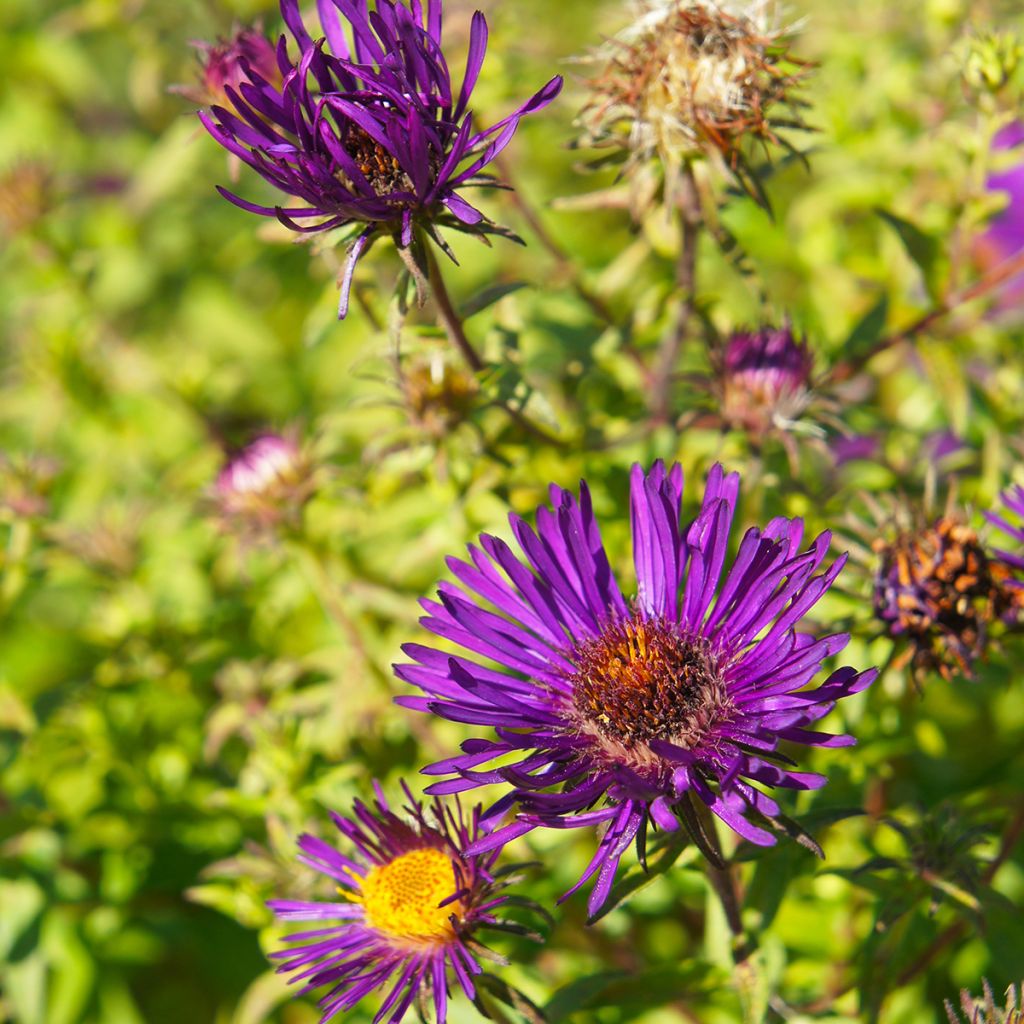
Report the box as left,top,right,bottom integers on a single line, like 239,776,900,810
718,325,814,435
985,484,1024,573
179,27,283,109
395,461,877,915
268,783,515,1024
975,122,1024,312
197,0,562,317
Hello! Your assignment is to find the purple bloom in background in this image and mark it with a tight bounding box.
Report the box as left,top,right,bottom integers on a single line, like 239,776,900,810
269,783,510,1024
214,433,314,535
975,122,1024,312
985,485,1024,573
179,28,283,109
396,462,876,915
718,325,814,435
198,0,562,317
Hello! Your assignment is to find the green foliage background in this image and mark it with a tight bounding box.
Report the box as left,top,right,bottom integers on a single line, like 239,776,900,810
2,0,1023,1022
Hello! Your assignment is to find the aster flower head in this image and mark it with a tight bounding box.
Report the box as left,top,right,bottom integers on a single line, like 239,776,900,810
974,121,1024,313
396,461,876,915
179,27,283,109
577,0,810,202
214,433,315,536
947,980,1024,1024
718,325,814,435
198,0,562,317
871,514,1019,682
268,783,526,1024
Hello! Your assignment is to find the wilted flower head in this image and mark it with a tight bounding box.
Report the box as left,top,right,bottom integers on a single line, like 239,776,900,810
872,515,1019,681
947,980,1024,1024
268,783,525,1024
401,351,479,438
974,122,1024,313
179,27,283,109
0,160,54,240
397,461,876,915
214,434,314,536
718,325,814,435
578,0,809,195
198,0,562,317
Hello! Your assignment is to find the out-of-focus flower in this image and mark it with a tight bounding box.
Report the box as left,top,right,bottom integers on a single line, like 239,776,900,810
872,515,1020,681
974,122,1024,312
401,351,479,438
0,452,59,520
577,0,809,201
269,783,527,1024
0,161,54,240
177,27,283,109
397,461,876,916
946,980,1024,1024
198,0,562,317
717,325,814,435
214,434,314,537
956,31,1023,96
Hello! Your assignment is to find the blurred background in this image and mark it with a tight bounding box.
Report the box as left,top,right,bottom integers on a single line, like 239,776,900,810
2,0,1024,1021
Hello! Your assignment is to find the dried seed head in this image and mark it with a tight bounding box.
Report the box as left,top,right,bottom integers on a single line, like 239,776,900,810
0,161,54,240
872,516,1020,681
401,353,478,438
578,0,809,185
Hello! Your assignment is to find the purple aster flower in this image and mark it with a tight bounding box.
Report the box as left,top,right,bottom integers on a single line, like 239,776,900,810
268,783,519,1024
975,122,1024,312
395,461,877,915
197,0,562,317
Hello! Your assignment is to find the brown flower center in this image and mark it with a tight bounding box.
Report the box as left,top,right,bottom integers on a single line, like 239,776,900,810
338,124,415,198
569,616,730,750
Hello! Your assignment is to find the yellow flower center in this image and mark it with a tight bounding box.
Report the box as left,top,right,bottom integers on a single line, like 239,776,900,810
357,848,463,943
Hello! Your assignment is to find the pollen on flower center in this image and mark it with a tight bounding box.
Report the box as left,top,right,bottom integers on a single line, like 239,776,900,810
569,616,730,749
339,123,415,198
358,847,462,942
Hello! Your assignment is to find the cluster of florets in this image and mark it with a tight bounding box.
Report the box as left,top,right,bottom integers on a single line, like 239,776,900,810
871,513,1022,681
578,0,809,192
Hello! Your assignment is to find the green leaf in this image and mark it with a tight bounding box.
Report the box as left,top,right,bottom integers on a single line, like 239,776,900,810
843,294,889,361
876,209,943,299
545,964,725,1023
463,282,528,319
